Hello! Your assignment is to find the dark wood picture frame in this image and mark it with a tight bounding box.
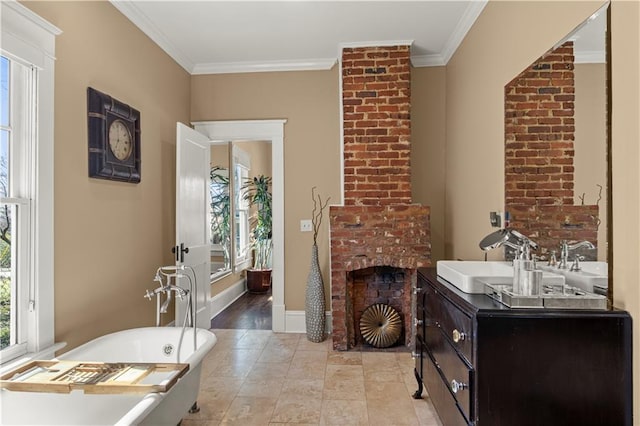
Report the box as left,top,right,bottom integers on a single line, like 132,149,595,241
87,87,141,183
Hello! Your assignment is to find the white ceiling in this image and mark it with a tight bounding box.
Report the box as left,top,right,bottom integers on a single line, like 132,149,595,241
111,0,488,74
110,0,606,75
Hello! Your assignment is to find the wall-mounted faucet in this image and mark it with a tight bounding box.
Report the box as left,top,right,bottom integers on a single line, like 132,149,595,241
479,228,538,261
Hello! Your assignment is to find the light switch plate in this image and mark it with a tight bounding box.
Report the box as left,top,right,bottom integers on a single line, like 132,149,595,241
300,219,312,232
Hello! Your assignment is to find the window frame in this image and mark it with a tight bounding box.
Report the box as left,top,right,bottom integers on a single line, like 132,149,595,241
0,1,59,365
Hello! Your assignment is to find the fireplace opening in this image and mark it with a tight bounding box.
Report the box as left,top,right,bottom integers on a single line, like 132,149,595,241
348,266,413,350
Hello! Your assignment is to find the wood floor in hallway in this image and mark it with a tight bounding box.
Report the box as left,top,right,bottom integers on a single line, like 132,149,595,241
210,289,272,330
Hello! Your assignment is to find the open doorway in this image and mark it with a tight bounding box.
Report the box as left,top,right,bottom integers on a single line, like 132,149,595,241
210,140,273,330
193,119,286,332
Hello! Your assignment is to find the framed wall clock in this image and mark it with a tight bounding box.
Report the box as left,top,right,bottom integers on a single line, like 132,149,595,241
87,87,141,183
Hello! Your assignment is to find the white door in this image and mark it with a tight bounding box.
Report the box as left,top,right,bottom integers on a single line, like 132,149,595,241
175,123,211,329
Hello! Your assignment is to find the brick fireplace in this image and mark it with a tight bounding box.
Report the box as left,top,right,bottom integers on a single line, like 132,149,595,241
330,45,430,351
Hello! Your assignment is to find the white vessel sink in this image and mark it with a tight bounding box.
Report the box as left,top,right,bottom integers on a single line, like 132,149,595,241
437,261,565,294
538,262,607,293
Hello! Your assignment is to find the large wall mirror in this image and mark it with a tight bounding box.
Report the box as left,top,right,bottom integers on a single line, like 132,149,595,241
209,142,232,280
504,4,610,294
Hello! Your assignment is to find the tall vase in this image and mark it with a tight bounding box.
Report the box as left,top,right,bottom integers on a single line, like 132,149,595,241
305,244,326,342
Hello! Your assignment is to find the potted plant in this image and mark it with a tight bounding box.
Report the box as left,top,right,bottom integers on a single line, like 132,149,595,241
242,174,272,293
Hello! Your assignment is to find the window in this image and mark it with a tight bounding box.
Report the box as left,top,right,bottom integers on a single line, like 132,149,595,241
0,55,32,356
0,2,58,364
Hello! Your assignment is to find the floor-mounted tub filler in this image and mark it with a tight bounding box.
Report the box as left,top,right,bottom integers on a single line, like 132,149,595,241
0,326,217,425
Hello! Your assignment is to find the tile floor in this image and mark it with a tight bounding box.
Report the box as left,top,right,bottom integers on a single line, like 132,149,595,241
182,329,443,425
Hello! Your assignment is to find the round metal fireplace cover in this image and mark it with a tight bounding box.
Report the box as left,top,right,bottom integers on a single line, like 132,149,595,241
359,303,402,348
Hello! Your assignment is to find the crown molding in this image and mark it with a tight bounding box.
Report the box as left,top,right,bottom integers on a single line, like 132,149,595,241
191,58,337,75
440,0,488,64
339,40,414,52
110,0,194,73
411,54,446,67
3,0,62,36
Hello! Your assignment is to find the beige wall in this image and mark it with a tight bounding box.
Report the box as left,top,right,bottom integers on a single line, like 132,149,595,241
23,1,191,351
412,66,447,262
235,140,272,180
611,1,640,422
575,63,607,261
191,71,341,310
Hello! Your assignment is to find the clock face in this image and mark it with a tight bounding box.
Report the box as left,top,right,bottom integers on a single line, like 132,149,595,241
108,119,132,161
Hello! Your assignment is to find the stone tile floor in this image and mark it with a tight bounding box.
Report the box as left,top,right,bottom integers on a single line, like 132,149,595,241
182,329,443,425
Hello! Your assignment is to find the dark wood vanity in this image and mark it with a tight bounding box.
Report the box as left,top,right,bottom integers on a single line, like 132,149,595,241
414,268,632,426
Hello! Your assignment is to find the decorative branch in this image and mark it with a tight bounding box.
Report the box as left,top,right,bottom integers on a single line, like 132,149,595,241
311,187,330,246
596,184,603,207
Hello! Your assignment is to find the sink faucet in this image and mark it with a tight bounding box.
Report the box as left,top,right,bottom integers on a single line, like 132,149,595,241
558,240,595,269
570,255,586,272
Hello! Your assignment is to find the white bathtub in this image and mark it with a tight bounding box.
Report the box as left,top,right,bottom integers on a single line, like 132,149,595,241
0,327,217,425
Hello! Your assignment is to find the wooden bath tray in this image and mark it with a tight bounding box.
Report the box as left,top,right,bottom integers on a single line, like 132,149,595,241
0,360,189,394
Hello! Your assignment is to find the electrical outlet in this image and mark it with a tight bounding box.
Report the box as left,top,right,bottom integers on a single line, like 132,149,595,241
300,219,312,232
490,211,502,228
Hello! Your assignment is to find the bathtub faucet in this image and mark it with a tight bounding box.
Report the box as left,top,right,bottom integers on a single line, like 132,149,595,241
160,285,189,314
146,265,191,325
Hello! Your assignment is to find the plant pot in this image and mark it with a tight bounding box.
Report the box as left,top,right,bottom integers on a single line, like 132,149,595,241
246,269,272,293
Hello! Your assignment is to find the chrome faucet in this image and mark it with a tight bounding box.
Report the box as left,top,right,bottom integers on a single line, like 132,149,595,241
160,285,188,313
479,228,538,260
558,240,595,269
570,255,586,272
144,266,190,325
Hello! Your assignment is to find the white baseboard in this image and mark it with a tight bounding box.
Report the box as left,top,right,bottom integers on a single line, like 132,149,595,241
208,278,246,320
285,310,332,334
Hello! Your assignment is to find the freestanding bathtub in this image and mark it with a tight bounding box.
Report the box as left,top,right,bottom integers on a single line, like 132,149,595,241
0,327,217,425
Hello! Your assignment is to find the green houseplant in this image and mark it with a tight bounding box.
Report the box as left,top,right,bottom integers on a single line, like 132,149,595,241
242,174,273,293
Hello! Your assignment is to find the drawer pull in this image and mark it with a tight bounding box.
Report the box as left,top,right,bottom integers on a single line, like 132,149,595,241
452,329,466,343
451,379,468,394
414,318,423,327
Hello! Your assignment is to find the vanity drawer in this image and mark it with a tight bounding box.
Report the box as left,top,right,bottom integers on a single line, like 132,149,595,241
423,354,469,426
426,324,472,421
424,283,473,362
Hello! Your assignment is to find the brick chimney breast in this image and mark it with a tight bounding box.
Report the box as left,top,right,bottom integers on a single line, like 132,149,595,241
331,45,431,351
342,45,412,206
